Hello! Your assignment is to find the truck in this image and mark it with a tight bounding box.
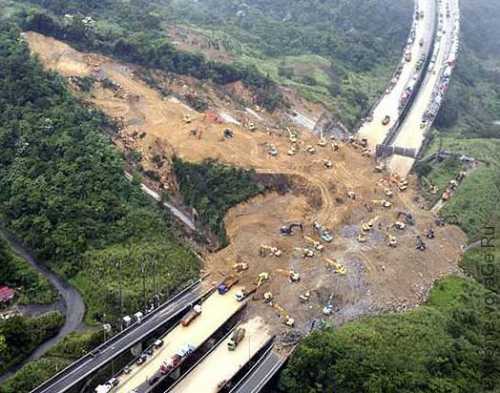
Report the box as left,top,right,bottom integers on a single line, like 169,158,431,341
227,328,246,351
181,304,202,327
160,344,195,375
235,286,257,302
217,275,239,295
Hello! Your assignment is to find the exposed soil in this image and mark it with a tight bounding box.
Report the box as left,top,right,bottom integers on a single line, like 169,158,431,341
25,32,467,347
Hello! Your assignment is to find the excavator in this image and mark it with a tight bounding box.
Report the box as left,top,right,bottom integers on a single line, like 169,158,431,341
287,127,298,143
276,268,301,282
384,188,394,198
361,216,379,232
324,258,346,275
233,262,249,272
259,245,282,257
394,221,406,230
387,234,398,248
294,247,315,258
273,303,295,327
323,293,334,315
323,159,333,169
416,236,426,251
280,223,304,236
183,113,192,124
372,199,393,208
397,211,416,226
235,272,269,301
288,143,299,156
306,145,316,154
317,129,327,147
357,233,368,243
304,236,325,252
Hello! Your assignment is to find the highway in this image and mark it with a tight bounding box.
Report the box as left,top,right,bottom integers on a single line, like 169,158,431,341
168,317,272,393
389,0,460,176
30,280,208,393
229,347,287,393
358,0,437,148
112,286,245,393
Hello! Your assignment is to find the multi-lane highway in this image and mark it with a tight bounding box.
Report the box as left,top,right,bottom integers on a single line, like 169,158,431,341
389,0,460,175
358,0,437,148
30,280,208,393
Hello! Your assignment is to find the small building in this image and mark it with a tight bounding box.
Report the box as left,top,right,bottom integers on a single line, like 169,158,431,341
0,286,15,305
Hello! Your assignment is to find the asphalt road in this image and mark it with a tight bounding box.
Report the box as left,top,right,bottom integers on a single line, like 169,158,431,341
230,349,286,393
0,228,85,383
31,282,206,393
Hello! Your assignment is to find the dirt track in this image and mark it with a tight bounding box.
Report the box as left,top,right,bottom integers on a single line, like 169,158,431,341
25,32,467,338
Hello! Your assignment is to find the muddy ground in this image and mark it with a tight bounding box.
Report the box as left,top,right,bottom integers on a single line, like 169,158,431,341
25,32,467,348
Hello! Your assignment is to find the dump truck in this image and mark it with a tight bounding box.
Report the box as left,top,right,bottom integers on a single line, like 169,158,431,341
235,286,257,302
218,275,239,295
160,345,195,375
181,304,202,327
227,328,246,351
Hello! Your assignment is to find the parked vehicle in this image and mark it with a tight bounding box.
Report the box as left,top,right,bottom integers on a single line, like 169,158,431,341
181,304,202,326
217,276,239,295
228,328,246,351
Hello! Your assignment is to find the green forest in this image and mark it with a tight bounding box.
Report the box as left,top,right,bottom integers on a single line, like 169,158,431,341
173,159,264,247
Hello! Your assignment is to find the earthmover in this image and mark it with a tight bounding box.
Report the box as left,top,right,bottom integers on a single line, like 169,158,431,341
227,327,246,351
259,245,282,257
324,258,346,275
304,236,325,251
276,269,301,282
280,223,304,236
273,303,295,327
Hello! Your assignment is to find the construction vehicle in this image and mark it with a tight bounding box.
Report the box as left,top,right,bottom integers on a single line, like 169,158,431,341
233,262,249,272
299,291,311,303
426,227,435,239
361,216,379,232
288,144,299,156
441,190,451,201
217,275,239,295
181,305,202,327
382,115,391,125
183,114,192,124
248,122,256,131
394,221,406,230
235,286,257,302
227,327,246,351
295,247,315,258
325,258,346,275
399,179,409,191
347,191,356,200
372,199,392,208
313,221,333,242
305,236,325,251
280,223,304,236
273,303,294,327
318,138,327,147
375,163,385,173
223,128,234,139
416,236,426,251
268,144,278,157
387,234,398,248
357,233,368,243
397,211,416,225
384,188,394,198
263,291,273,303
323,294,334,315
259,245,282,257
323,159,333,169
332,142,340,152
276,269,301,282
256,272,270,287
287,127,298,143
306,145,316,154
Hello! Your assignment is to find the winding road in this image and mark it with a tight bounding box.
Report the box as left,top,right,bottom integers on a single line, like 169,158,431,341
0,227,85,382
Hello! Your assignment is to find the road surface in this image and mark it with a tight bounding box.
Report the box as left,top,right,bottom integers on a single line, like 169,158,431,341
0,227,85,383
30,281,207,393
169,317,272,393
113,286,245,393
358,0,436,148
389,0,460,175
229,347,287,393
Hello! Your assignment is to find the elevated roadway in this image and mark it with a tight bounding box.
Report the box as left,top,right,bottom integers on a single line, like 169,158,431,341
30,280,208,393
168,317,272,393
389,0,460,176
113,286,246,393
358,0,437,148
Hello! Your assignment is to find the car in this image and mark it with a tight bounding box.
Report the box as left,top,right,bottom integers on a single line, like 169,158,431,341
123,366,132,374
136,354,148,365
153,339,164,349
145,348,154,356
108,378,119,387
382,115,391,126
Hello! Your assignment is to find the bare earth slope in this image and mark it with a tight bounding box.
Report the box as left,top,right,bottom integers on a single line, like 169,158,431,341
25,32,466,338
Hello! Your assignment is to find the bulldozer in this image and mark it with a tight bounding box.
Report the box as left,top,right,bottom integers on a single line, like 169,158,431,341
276,269,301,282
299,290,311,303
324,258,346,275
304,236,325,252
273,303,295,327
259,245,282,257
183,113,192,124
280,223,304,236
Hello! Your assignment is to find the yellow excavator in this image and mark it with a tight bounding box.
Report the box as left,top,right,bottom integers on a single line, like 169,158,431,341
233,262,249,272
287,127,298,143
259,244,282,257
361,216,379,232
276,269,301,282
273,303,295,327
324,258,346,275
372,199,393,208
304,236,325,251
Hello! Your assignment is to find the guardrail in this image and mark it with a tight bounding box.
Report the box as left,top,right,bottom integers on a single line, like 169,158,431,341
30,278,205,393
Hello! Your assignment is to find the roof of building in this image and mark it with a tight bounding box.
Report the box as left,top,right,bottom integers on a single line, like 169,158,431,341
0,286,15,302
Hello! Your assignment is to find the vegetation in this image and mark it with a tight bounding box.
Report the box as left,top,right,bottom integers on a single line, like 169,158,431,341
280,276,500,393
0,311,64,374
0,237,56,305
0,23,199,324
173,158,264,247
